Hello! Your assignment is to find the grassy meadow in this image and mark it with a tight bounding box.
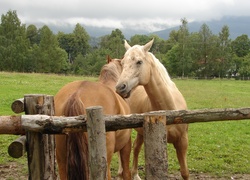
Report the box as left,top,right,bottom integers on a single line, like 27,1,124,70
0,72,250,179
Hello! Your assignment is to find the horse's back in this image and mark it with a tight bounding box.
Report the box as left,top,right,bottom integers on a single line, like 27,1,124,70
55,80,130,116
55,80,83,115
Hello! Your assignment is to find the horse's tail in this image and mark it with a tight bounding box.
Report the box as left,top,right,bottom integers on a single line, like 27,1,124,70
64,93,89,180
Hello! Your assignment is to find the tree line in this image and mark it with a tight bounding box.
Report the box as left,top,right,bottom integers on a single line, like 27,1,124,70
1,10,250,78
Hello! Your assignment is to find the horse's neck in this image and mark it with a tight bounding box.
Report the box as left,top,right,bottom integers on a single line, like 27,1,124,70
144,56,179,110
106,81,117,91
99,65,119,92
99,79,117,91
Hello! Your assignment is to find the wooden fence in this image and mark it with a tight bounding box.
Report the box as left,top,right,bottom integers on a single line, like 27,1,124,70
1,94,250,179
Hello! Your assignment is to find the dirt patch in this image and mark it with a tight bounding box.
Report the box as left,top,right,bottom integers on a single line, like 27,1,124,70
168,172,250,180
0,162,27,180
1,162,250,180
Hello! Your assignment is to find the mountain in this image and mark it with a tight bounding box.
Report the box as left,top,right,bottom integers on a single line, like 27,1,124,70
48,24,148,39
151,16,250,40
47,16,250,40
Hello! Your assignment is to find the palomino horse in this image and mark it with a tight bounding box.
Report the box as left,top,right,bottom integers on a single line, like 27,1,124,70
55,58,132,180
116,39,189,180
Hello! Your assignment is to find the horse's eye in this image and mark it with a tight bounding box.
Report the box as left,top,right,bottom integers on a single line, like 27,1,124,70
136,60,143,65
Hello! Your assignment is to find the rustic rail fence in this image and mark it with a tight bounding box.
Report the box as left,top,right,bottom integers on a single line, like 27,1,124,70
1,94,250,179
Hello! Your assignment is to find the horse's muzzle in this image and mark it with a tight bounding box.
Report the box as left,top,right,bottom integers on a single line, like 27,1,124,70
116,83,131,98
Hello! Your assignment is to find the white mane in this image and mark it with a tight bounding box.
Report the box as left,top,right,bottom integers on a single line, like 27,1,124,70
148,52,175,88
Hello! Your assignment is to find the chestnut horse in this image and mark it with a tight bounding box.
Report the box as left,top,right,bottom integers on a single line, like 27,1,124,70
55,58,132,180
116,39,189,180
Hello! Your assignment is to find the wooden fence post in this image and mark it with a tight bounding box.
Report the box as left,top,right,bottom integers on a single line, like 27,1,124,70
143,113,168,180
86,106,107,180
24,94,56,180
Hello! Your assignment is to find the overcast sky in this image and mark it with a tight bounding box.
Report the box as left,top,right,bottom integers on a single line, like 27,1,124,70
1,0,250,32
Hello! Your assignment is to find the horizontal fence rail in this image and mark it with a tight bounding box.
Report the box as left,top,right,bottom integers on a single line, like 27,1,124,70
1,107,250,135
23,107,250,133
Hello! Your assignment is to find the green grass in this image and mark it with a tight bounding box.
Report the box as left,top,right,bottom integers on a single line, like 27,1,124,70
0,72,96,115
173,79,250,176
0,72,250,178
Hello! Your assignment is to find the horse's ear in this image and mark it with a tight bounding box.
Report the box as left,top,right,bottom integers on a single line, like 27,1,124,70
106,55,112,64
124,40,131,50
143,38,154,52
115,58,122,64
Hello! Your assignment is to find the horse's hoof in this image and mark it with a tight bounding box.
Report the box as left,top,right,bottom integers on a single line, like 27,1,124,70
132,175,141,180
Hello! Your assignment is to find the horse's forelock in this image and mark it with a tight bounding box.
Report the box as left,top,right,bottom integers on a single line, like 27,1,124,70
124,46,145,60
99,61,121,83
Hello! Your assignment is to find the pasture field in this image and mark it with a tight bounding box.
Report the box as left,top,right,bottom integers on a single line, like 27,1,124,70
0,72,250,179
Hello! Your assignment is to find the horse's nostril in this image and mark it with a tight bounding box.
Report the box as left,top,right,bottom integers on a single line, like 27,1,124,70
116,83,127,92
121,84,126,90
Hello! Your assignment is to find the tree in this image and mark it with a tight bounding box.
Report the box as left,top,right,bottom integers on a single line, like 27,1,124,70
108,29,125,58
99,29,125,58
57,32,75,63
71,23,90,61
238,53,250,78
128,34,165,55
218,25,232,77
162,18,194,77
163,44,180,76
72,49,109,75
197,23,220,77
0,10,29,72
26,24,40,46
33,25,68,73
239,53,250,79
231,34,250,57
231,34,250,76
130,34,151,46
178,18,190,77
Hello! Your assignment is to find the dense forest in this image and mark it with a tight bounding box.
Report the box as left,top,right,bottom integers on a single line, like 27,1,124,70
1,10,250,78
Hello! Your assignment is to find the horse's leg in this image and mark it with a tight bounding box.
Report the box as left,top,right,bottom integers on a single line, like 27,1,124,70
117,151,123,179
118,137,132,180
106,150,114,180
173,133,189,180
106,133,115,180
55,134,67,180
131,133,143,180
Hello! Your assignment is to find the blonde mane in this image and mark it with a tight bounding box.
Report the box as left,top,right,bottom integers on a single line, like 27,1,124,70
99,61,121,84
148,52,176,88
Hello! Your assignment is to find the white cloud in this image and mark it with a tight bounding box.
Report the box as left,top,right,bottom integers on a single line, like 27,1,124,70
1,0,250,32
66,17,123,29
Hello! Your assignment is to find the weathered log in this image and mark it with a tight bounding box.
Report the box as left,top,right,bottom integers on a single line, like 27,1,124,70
165,107,250,124
24,94,56,180
11,98,24,114
0,115,24,134
86,106,107,180
8,135,26,158
21,114,140,133
21,107,250,133
144,113,168,179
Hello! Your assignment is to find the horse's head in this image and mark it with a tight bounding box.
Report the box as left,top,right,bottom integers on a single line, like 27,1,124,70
116,39,154,98
99,56,123,91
